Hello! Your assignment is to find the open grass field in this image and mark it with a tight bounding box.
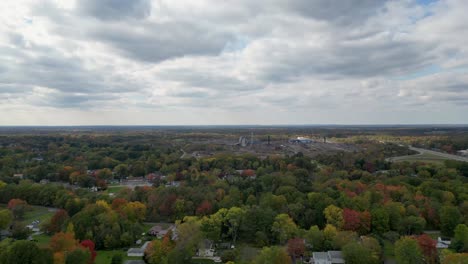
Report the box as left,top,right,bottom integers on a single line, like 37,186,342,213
389,152,448,164
95,250,143,264
33,233,52,246
192,259,215,264
106,185,128,194
22,205,56,224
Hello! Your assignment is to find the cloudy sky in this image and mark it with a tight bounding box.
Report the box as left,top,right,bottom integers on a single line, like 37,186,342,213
1,0,467,125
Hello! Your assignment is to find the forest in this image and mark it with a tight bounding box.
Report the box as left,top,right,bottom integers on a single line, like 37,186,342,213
0,127,467,264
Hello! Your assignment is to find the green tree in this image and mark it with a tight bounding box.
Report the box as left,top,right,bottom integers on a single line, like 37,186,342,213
395,237,423,264
450,224,468,253
4,240,52,264
371,208,389,234
305,225,325,251
225,207,246,243
0,209,13,230
440,206,462,237
342,242,379,264
253,246,292,264
65,247,91,264
271,214,298,244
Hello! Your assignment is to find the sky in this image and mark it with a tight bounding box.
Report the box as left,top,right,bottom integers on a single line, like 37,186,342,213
0,0,467,125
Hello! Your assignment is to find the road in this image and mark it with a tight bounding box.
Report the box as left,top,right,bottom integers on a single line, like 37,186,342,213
387,146,468,163
409,146,468,162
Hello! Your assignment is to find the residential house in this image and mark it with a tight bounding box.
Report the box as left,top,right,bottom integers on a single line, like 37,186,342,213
148,225,177,240
311,251,345,264
13,174,24,179
436,237,451,249
197,239,215,257
124,261,145,264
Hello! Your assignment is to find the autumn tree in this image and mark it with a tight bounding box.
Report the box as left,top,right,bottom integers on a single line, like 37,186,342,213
97,168,113,180
415,234,437,264
287,238,305,263
343,208,361,232
50,232,79,253
324,205,344,229
80,240,97,263
145,236,174,264
196,200,213,216
122,201,147,221
45,209,69,234
7,199,29,219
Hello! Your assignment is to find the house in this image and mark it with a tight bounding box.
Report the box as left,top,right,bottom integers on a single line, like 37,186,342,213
290,137,313,144
124,261,145,264
148,225,176,239
197,239,215,257
311,251,345,264
436,237,451,249
26,220,40,232
13,174,24,179
165,181,181,187
127,241,151,257
39,179,50,184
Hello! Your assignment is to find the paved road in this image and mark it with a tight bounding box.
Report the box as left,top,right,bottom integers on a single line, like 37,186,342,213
409,146,468,162
387,146,468,163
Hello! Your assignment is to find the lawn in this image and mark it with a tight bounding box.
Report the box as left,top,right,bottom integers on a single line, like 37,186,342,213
33,233,52,246
192,259,215,264
391,152,448,164
106,186,128,194
22,205,55,225
95,250,143,264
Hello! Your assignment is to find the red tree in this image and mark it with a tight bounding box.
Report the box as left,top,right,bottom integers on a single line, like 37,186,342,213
46,209,69,234
7,198,29,219
111,198,128,211
196,200,213,216
287,238,305,262
343,208,361,231
359,211,371,235
416,234,437,264
80,240,97,263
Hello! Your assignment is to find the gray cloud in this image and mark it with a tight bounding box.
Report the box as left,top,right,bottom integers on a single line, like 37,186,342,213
0,0,467,124
281,0,386,25
78,0,151,20
90,21,232,62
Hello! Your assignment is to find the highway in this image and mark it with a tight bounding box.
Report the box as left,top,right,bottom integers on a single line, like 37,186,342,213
408,146,468,162
387,146,468,163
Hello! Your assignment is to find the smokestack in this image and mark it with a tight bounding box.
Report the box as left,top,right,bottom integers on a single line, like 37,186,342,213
268,135,271,145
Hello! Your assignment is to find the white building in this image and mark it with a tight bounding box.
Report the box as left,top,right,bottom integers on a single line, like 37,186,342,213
436,237,451,249
197,239,215,257
312,251,345,264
